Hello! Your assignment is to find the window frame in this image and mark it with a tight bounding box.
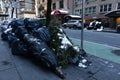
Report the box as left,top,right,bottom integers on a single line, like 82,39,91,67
99,4,112,13
117,2,120,9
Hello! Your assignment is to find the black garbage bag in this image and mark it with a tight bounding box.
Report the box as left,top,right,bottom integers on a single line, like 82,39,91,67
24,18,43,32
34,27,51,42
1,32,8,41
23,34,58,68
7,33,18,47
9,19,25,31
1,28,12,41
1,19,65,78
30,41,58,67
13,26,28,41
11,40,29,56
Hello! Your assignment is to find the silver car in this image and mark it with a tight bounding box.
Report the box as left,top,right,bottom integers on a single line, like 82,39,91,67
62,20,82,29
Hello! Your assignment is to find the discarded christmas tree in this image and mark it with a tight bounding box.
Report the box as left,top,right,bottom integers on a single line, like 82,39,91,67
48,17,82,66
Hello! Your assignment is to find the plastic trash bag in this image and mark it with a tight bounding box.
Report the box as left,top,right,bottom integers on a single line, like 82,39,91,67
7,33,18,47
1,32,8,41
24,34,58,67
30,41,57,67
11,40,29,56
24,18,43,32
14,26,28,41
34,26,51,42
1,28,12,41
9,19,25,29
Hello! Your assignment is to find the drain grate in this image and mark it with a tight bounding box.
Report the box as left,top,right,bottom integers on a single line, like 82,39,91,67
112,50,120,56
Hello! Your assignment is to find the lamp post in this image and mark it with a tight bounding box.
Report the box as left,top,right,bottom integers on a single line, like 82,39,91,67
80,0,86,56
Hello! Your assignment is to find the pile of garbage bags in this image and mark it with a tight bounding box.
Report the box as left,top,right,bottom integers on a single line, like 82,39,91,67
1,18,59,67
1,18,68,79
0,18,90,79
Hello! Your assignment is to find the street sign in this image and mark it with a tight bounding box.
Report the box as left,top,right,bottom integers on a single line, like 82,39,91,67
12,1,20,9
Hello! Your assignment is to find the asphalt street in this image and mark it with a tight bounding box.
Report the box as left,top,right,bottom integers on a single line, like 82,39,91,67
64,28,120,48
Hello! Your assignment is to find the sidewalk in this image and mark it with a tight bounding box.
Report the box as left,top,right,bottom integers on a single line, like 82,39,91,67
71,38,120,64
0,37,120,80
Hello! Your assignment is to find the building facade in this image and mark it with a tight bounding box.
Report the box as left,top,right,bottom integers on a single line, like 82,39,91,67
0,0,36,18
18,0,35,18
35,0,47,17
51,0,73,14
73,0,120,28
0,1,4,13
0,1,9,20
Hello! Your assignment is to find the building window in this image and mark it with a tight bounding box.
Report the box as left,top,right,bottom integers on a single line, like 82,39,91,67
85,6,96,14
100,4,112,13
85,8,88,14
92,6,96,13
59,0,64,8
101,0,106,1
53,3,56,10
75,9,79,15
74,8,83,15
80,9,82,15
74,0,82,7
104,5,107,12
108,4,112,11
88,7,92,13
100,5,103,12
117,3,120,9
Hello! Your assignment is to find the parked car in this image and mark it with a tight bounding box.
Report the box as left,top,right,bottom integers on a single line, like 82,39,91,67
62,20,82,29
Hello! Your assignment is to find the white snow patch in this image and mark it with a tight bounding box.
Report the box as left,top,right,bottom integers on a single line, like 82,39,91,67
82,59,87,63
61,35,72,45
96,26,103,31
78,63,87,68
73,46,80,52
57,33,63,37
59,28,63,32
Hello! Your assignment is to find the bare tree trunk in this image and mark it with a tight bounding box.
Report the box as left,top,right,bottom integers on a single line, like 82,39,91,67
46,0,52,27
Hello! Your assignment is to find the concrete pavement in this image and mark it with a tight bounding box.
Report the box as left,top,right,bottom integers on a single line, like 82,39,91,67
0,35,120,80
70,38,120,64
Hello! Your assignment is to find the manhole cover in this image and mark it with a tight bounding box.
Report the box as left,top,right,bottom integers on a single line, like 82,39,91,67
112,50,120,56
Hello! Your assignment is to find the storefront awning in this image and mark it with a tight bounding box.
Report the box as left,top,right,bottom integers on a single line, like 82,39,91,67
51,10,69,15
105,10,120,17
